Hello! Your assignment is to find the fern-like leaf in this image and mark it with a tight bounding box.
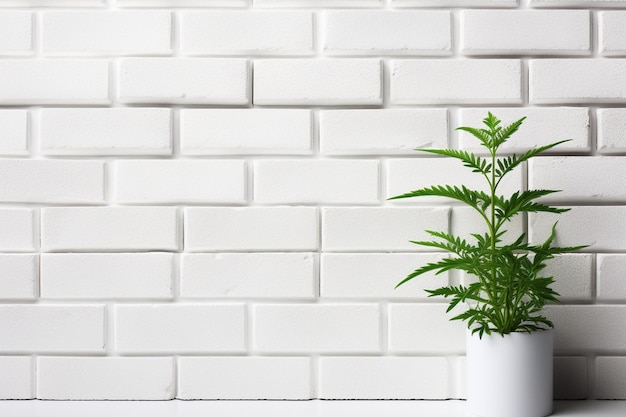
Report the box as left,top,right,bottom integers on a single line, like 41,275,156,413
494,140,571,179
419,149,492,176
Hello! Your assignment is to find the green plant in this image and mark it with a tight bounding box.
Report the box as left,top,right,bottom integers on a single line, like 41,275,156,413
390,113,585,337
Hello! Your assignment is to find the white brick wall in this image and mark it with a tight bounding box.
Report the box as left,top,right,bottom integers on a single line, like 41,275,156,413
461,10,590,55
0,357,33,400
390,59,522,104
254,159,379,204
37,357,175,400
180,109,311,155
113,160,246,204
180,253,315,298
0,60,109,105
0,254,38,300
40,108,172,155
253,304,380,353
0,110,28,155
254,59,382,105
178,357,311,399
319,357,449,399
0,11,32,55
0,0,622,402
41,207,178,251
321,10,451,56
40,253,174,299
0,305,105,353
181,11,313,55
114,304,246,354
185,207,318,251
319,109,448,155
0,159,104,204
42,11,172,56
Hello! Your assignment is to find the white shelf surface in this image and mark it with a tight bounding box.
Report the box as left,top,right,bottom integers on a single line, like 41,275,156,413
0,400,625,417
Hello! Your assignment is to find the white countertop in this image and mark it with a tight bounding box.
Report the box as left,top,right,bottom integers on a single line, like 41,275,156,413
0,400,625,417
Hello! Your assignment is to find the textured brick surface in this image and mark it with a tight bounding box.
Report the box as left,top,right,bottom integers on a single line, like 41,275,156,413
0,0,622,402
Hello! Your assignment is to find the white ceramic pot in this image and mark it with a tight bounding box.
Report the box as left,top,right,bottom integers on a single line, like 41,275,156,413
466,329,553,417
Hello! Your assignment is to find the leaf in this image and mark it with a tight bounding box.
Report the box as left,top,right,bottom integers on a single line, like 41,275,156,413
494,140,572,180
419,149,491,176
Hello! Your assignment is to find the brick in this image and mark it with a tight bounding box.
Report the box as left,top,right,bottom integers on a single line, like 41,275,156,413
0,11,32,55
181,11,313,55
388,304,465,353
554,357,588,399
597,255,626,301
0,209,35,251
390,59,522,104
545,305,626,352
322,10,451,56
0,159,104,204
254,59,382,105
598,108,626,154
393,0,516,5
40,253,174,299
458,108,590,154
0,59,109,105
600,12,626,56
254,160,379,204
0,110,28,156
180,109,311,155
530,59,626,104
0,254,37,300
255,0,382,6
319,357,448,399
118,0,248,6
178,357,311,399
545,254,593,302
253,304,380,353
42,11,171,56
530,206,623,251
40,108,172,156
531,0,626,7
530,157,626,203
0,357,32,399
319,109,448,155
185,207,318,251
461,10,590,55
118,58,249,104
595,357,626,399
386,158,523,203
0,0,105,5
180,253,315,298
320,253,449,298
0,305,105,353
322,207,449,252
113,160,246,204
37,357,174,400
115,304,245,354
42,207,178,251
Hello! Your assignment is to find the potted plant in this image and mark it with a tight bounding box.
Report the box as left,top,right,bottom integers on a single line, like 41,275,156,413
389,113,585,417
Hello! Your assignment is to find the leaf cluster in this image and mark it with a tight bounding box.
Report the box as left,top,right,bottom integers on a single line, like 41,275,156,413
390,113,585,337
